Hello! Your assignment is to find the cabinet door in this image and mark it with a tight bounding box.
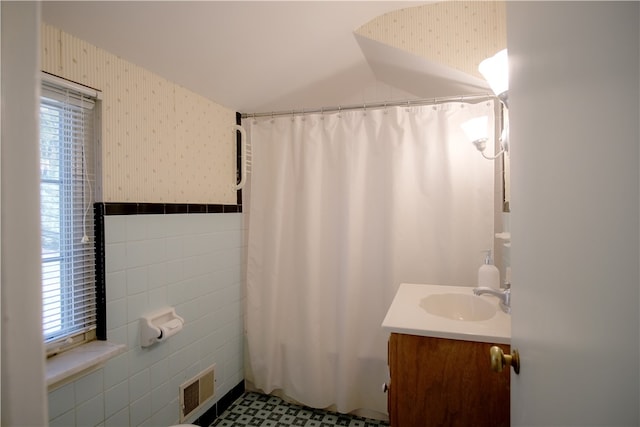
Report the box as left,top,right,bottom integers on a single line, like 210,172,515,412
388,333,510,427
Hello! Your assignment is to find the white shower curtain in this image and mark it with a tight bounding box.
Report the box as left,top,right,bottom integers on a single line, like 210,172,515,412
245,101,496,415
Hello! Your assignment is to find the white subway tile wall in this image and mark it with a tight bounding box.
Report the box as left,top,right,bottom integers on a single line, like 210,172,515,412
48,213,245,426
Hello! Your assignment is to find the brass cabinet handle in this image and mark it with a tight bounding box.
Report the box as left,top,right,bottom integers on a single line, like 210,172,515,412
490,345,520,374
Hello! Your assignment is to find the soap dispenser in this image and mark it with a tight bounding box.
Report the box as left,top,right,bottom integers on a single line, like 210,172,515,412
478,250,500,288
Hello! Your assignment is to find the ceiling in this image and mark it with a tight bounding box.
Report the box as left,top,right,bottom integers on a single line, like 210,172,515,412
41,1,491,114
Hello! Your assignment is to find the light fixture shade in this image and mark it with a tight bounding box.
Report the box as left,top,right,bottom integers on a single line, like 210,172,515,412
478,49,509,97
461,115,489,143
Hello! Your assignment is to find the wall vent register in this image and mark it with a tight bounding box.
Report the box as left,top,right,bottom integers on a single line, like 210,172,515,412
180,365,215,421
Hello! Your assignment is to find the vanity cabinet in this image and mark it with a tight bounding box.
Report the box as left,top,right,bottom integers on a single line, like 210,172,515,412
387,333,510,427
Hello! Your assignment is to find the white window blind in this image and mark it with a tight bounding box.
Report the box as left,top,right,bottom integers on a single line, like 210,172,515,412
40,77,98,352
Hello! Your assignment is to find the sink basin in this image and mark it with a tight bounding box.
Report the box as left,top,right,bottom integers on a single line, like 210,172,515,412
419,293,497,321
382,284,511,344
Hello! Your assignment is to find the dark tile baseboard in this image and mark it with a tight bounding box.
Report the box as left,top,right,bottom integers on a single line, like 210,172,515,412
194,380,245,427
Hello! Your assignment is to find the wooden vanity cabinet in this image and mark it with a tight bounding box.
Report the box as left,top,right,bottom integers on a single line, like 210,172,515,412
387,333,510,427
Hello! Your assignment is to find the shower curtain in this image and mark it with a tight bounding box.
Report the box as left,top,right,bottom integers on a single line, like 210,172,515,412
244,101,496,415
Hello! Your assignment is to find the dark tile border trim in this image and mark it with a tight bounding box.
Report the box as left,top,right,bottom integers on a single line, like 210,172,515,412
94,203,107,340
194,380,245,426
102,202,242,216
236,112,243,207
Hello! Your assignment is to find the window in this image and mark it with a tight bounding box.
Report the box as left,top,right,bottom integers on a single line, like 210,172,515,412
40,74,99,354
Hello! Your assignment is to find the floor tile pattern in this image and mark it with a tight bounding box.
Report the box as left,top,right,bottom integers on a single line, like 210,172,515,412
211,392,389,427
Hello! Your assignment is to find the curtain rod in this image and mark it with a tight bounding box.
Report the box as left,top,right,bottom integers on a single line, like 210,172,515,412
241,93,496,119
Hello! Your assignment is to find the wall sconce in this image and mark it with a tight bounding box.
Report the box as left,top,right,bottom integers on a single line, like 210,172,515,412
461,115,509,160
468,48,510,160
479,49,509,107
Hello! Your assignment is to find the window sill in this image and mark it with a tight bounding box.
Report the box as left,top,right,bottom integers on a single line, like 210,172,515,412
46,341,126,391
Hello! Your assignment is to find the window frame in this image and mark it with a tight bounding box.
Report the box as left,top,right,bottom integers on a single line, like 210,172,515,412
40,72,103,357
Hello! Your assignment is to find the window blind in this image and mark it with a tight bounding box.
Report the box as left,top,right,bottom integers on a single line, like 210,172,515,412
40,79,97,352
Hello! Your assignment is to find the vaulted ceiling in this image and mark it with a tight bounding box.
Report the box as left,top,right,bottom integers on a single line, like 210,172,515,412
41,1,505,114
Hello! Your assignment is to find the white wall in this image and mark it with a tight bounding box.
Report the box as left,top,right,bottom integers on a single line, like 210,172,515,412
48,213,245,426
0,2,49,425
508,2,639,425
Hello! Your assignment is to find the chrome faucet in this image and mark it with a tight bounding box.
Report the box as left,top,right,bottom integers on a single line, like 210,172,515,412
473,283,511,314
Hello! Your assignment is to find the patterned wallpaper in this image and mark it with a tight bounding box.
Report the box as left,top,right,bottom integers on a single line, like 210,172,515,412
41,23,237,204
355,1,507,80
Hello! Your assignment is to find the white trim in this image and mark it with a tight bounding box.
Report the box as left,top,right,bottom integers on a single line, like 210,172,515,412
46,341,126,391
41,71,102,100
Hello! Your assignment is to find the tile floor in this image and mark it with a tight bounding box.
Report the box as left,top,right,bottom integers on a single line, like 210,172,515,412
211,392,389,427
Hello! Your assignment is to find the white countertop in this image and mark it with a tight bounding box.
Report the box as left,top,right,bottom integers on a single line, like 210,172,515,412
382,283,511,344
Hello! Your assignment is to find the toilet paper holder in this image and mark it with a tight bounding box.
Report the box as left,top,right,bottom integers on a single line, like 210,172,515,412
139,307,185,347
